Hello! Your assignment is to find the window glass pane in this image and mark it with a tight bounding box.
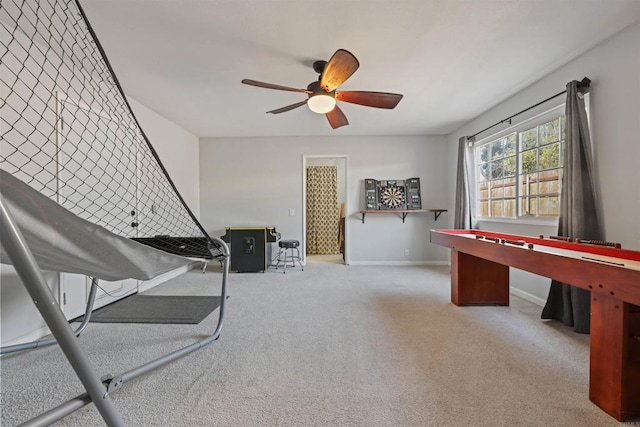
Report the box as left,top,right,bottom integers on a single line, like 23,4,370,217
538,196,560,216
491,139,504,160
479,144,489,162
489,139,502,160
538,169,561,195
520,173,538,197
556,168,563,189
490,159,504,179
530,174,540,195
521,149,537,173
539,143,560,170
540,118,560,145
479,181,489,199
561,116,566,141
529,197,539,216
504,156,516,177
504,199,516,217
478,163,489,181
490,179,504,198
519,197,530,216
479,200,489,217
521,128,537,150
504,177,516,198
491,199,504,217
505,133,516,156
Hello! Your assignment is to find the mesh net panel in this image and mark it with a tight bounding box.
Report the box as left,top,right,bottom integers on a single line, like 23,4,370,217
1,0,220,259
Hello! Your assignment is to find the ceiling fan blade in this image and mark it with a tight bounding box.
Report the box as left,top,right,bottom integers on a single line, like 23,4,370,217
326,105,349,129
267,100,308,114
242,79,311,94
320,49,360,92
336,91,403,109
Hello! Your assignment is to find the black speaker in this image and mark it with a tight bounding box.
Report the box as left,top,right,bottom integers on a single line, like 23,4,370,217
406,177,422,210
221,227,276,272
364,178,378,210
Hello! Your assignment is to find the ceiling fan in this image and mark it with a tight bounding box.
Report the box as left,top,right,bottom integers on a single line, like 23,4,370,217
241,49,403,129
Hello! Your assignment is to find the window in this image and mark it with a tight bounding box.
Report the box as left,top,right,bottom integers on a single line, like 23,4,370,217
475,107,565,219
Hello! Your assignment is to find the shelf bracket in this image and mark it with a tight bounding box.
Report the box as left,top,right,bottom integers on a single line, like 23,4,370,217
360,209,446,224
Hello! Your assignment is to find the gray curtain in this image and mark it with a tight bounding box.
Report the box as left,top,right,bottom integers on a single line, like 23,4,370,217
541,80,601,334
454,136,475,229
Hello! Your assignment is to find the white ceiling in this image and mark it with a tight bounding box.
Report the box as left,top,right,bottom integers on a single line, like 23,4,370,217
81,0,640,138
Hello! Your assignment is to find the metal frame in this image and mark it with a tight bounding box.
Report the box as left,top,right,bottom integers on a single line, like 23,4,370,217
0,195,230,426
0,277,99,355
274,242,304,273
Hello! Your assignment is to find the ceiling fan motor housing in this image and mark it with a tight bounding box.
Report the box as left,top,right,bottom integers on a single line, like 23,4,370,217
312,60,327,75
306,81,335,98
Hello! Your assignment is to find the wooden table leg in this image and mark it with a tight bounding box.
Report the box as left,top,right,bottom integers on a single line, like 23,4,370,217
589,294,640,421
450,250,509,306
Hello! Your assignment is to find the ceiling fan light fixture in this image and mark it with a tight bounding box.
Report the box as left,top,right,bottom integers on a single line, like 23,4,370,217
307,94,336,114
242,49,402,128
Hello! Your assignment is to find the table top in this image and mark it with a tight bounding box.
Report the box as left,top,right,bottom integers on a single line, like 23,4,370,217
431,229,640,272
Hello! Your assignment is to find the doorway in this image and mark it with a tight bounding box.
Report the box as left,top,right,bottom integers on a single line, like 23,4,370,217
302,155,348,265
56,92,138,318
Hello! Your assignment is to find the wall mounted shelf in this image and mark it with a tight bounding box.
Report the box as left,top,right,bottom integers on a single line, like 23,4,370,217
359,209,447,223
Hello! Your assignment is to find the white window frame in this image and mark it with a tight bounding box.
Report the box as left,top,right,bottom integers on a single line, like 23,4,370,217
474,103,567,225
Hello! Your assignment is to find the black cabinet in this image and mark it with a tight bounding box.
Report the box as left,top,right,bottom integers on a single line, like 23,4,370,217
220,227,280,272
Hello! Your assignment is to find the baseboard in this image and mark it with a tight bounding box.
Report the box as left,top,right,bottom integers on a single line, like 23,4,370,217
347,261,450,266
137,263,198,293
510,286,546,306
1,325,51,348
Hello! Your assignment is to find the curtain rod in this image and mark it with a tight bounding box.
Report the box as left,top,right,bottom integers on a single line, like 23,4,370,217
467,77,591,141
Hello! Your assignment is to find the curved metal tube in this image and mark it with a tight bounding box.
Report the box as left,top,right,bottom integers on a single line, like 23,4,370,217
1,196,125,426
1,277,99,355
108,235,230,391
14,236,231,425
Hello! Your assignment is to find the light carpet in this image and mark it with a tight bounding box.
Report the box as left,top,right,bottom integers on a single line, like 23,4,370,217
1,263,637,426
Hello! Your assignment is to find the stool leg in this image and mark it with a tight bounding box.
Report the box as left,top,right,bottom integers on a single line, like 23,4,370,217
296,247,303,271
287,248,293,273
284,248,289,274
275,247,284,270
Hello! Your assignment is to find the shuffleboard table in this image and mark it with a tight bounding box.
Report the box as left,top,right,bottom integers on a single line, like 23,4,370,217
430,229,640,422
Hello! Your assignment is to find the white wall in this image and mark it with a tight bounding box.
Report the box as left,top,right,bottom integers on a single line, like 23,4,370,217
0,267,60,347
445,21,640,303
199,135,449,264
128,97,201,218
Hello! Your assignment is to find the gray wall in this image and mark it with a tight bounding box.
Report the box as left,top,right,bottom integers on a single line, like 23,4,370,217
199,135,450,264
445,21,640,304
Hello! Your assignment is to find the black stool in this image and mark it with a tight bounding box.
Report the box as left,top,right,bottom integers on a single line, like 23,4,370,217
274,240,303,273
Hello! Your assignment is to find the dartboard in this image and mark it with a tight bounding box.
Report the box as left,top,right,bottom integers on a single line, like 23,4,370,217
379,185,405,209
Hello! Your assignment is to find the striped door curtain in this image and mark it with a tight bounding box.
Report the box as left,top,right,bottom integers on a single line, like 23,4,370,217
306,166,340,255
